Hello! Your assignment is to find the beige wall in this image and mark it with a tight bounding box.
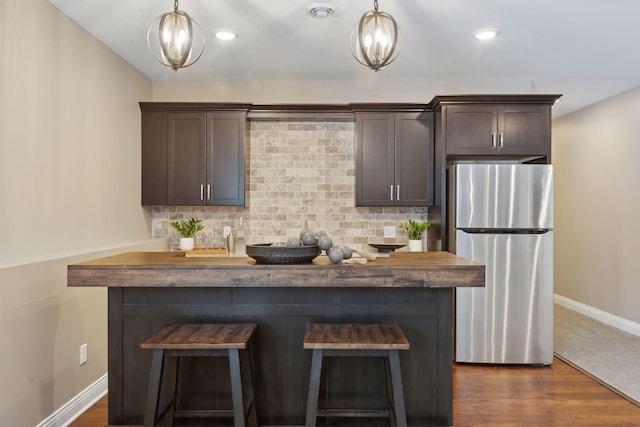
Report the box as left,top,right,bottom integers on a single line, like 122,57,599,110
0,240,168,426
0,0,158,424
1,0,153,267
553,86,640,324
150,79,532,104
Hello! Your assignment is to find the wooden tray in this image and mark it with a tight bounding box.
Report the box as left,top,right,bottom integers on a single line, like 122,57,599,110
177,248,227,257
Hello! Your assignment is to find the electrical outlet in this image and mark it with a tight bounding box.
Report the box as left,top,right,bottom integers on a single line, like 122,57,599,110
80,343,87,365
383,226,396,238
223,226,231,238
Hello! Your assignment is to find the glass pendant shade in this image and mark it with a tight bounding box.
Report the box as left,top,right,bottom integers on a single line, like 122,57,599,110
350,0,401,72
147,0,204,71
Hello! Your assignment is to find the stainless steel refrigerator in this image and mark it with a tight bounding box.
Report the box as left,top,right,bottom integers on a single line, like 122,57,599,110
449,164,553,365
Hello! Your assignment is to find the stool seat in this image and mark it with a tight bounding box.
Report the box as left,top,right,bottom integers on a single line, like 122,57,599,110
304,323,410,427
141,323,256,350
304,323,410,351
141,323,258,427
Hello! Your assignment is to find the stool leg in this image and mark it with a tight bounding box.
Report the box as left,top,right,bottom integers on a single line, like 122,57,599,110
384,356,397,427
144,349,165,427
165,355,179,427
228,349,246,427
240,346,258,427
388,350,407,427
305,349,323,427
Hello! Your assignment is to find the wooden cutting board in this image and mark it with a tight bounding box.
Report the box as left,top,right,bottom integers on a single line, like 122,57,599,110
177,248,227,257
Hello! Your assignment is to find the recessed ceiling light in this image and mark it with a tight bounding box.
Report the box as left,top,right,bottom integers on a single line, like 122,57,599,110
473,28,499,40
307,2,336,18
215,30,238,41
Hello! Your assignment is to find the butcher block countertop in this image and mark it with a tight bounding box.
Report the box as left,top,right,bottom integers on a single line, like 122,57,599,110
67,251,484,288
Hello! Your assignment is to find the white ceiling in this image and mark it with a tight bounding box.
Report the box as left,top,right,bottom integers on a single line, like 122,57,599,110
48,0,640,117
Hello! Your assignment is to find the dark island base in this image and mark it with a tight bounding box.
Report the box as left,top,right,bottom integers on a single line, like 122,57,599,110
108,286,454,426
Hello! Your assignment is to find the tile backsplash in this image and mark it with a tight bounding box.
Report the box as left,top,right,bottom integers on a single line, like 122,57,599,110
150,120,439,251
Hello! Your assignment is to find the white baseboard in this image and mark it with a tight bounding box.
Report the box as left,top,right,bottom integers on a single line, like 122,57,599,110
36,373,108,427
554,294,640,337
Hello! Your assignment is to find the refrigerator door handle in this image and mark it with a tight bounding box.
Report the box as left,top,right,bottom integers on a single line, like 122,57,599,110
459,228,552,235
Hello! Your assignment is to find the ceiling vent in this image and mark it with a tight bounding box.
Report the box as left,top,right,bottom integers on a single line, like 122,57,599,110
307,3,336,18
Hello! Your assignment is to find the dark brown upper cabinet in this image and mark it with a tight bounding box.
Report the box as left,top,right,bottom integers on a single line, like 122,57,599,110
430,95,562,161
141,103,248,206
444,104,551,157
356,111,434,207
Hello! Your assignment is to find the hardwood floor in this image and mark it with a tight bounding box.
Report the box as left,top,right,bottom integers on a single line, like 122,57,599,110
70,394,108,427
70,357,640,426
454,357,640,426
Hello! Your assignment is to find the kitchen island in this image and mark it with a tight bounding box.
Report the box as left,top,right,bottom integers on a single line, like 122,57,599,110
68,251,484,426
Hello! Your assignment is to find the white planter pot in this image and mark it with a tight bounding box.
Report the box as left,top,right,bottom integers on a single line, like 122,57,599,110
179,237,195,251
408,239,423,252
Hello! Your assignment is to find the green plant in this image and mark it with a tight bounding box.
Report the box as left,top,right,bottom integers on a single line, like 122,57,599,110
170,217,204,238
399,219,431,240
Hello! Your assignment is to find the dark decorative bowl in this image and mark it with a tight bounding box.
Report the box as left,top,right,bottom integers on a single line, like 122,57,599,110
246,243,321,264
368,244,406,253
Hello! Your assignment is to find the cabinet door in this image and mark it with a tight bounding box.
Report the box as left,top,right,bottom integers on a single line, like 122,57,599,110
168,112,206,205
355,113,395,207
141,111,168,205
395,112,434,207
445,105,497,155
206,112,246,206
497,105,550,156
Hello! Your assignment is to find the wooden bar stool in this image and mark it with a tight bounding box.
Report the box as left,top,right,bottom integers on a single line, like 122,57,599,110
140,323,258,427
303,323,410,427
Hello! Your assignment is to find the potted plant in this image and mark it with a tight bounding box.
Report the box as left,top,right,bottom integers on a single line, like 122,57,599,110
399,219,431,252
170,217,204,250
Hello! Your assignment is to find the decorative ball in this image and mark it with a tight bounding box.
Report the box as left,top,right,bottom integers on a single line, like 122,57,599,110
286,238,302,247
341,246,353,259
317,235,333,251
301,232,318,246
328,247,344,264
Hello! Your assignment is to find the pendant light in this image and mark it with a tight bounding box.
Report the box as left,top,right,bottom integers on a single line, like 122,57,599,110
350,0,401,71
147,0,205,71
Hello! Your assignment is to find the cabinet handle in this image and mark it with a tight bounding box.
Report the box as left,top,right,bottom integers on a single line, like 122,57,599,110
200,185,204,201
491,133,497,148
390,185,394,201
498,133,504,148
396,185,400,201
207,184,211,200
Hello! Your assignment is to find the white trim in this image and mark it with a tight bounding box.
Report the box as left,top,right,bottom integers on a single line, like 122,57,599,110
554,294,640,337
36,373,108,427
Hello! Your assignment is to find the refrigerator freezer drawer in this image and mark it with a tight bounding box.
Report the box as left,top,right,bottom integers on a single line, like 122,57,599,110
455,230,553,364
